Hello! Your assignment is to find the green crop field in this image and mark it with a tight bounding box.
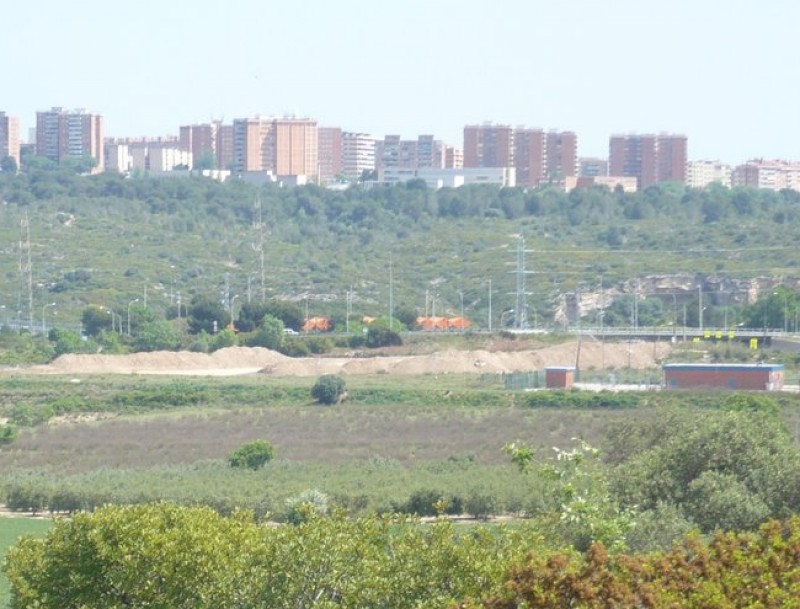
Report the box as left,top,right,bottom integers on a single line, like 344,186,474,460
0,517,52,608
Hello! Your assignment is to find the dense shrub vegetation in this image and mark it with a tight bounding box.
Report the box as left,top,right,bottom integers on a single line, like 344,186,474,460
8,503,800,609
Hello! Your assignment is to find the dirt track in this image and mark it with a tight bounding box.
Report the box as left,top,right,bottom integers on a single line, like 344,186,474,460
26,339,672,377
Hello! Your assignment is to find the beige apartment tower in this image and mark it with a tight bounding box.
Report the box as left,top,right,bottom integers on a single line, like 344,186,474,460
271,118,318,178
233,116,318,178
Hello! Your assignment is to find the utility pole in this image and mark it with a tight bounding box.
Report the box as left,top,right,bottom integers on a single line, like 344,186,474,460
488,279,492,332
509,235,533,330
252,196,266,302
19,213,33,329
388,258,394,331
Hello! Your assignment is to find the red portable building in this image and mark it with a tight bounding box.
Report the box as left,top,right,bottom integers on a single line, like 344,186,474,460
663,363,784,391
545,366,576,389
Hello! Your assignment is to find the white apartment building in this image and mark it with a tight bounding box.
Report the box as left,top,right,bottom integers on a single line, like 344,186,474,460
686,160,732,188
129,146,192,172
342,132,378,180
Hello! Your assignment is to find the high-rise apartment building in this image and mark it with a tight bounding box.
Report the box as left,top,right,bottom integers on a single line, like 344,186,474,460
270,117,318,177
374,134,446,172
179,123,216,168
463,124,514,168
416,135,445,169
609,133,687,188
232,116,317,178
0,112,20,169
656,135,688,185
35,107,104,171
379,135,414,170
342,132,377,180
467,124,576,186
545,131,578,181
514,128,546,186
216,123,233,171
233,117,270,173
318,127,343,182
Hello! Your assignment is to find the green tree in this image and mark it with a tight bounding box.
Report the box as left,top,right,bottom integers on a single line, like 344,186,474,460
609,410,800,533
311,374,346,405
80,305,114,337
134,319,182,352
187,295,229,334
3,503,542,609
210,327,238,351
228,439,276,469
4,503,260,609
505,439,634,552
247,314,284,349
47,328,85,355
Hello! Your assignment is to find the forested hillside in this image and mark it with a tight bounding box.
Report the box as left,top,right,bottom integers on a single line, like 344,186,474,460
1,163,799,332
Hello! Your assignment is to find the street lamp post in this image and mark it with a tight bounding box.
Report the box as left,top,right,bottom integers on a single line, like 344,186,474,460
105,308,119,335
127,298,139,336
487,280,492,333
698,285,703,334
671,293,677,337
229,294,239,328
41,302,56,336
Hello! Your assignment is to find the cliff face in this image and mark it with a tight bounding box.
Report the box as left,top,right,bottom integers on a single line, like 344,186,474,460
554,274,796,325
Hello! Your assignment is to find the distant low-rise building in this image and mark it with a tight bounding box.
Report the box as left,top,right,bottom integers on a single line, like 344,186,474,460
686,160,732,188
377,166,515,188
732,159,800,191
564,175,637,193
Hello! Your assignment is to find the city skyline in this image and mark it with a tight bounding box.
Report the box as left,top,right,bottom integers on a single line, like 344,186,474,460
3,0,800,165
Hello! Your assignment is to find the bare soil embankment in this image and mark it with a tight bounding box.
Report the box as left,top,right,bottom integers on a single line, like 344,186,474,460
23,339,671,377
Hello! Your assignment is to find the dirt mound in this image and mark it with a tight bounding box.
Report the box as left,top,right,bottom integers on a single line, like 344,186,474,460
28,339,671,377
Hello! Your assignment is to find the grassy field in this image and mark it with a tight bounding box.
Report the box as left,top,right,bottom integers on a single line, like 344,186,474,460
0,517,52,608
0,370,647,516
1,367,799,519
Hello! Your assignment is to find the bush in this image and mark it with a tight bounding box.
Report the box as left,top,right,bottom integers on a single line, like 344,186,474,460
284,488,329,524
227,440,276,470
311,375,346,405
366,327,402,348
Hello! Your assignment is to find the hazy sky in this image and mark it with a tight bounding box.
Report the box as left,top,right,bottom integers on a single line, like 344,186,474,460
4,0,798,164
